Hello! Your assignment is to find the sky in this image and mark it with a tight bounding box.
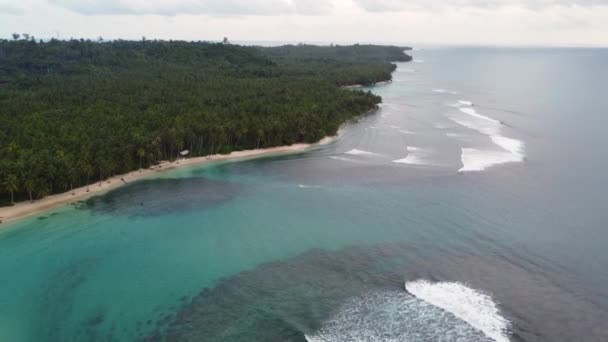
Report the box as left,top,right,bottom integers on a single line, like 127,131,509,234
1,0,607,46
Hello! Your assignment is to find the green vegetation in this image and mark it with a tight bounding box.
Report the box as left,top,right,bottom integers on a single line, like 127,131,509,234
261,44,411,86
262,44,411,63
0,37,410,205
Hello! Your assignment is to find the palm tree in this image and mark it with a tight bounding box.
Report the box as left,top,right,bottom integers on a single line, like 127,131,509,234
106,160,117,183
137,148,146,172
24,178,35,202
83,164,93,192
4,174,18,205
35,179,49,199
68,167,77,195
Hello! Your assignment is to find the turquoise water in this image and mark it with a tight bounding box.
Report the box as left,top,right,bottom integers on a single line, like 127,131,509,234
1,48,608,341
1,170,466,340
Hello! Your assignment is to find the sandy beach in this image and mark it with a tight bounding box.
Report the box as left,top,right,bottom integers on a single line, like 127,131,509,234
343,81,392,89
0,137,334,227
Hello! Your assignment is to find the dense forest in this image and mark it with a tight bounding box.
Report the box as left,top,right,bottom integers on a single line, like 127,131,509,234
0,37,411,205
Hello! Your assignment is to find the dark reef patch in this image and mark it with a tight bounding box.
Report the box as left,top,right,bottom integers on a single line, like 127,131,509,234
141,243,417,341
140,242,608,342
85,177,243,217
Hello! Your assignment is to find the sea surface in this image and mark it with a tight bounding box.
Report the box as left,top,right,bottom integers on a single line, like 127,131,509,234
1,47,608,341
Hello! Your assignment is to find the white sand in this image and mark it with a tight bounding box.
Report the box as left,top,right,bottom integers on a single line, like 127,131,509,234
0,137,334,226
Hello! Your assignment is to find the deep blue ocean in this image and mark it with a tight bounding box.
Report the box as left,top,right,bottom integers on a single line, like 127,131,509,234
1,47,607,341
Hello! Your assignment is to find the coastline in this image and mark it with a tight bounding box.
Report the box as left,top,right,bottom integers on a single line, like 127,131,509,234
342,80,392,89
0,137,335,227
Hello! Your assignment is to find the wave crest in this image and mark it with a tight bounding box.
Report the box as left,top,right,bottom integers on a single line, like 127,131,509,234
305,289,496,342
345,149,382,157
449,102,525,172
406,280,511,342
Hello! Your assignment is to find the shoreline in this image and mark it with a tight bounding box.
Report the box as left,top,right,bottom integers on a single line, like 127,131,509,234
0,137,335,227
342,80,392,89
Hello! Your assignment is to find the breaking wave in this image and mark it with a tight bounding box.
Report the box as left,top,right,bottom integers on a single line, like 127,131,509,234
449,101,525,172
305,289,500,342
393,147,434,166
433,89,459,95
406,280,511,342
345,149,382,157
298,184,322,189
447,132,468,138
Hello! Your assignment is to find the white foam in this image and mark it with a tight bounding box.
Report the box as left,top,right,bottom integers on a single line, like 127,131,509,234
413,59,425,63
459,149,522,172
459,135,525,172
305,290,496,342
446,132,468,138
449,104,525,172
298,184,322,189
433,89,458,95
394,157,429,166
345,149,382,157
390,125,401,129
491,136,524,156
458,100,474,106
399,130,416,135
406,280,510,342
458,107,500,124
393,147,433,166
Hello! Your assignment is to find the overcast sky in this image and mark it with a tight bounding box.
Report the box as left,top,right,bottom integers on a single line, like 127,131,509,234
1,0,607,46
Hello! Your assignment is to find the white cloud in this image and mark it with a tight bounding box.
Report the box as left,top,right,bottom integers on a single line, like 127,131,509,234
0,0,607,46
48,0,332,16
0,0,26,14
353,0,608,12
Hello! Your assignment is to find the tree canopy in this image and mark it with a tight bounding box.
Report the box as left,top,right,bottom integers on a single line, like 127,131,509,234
0,37,411,205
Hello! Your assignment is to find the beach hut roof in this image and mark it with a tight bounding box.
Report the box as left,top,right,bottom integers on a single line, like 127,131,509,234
180,150,190,156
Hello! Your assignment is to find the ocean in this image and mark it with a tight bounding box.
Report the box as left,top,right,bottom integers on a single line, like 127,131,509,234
1,47,607,341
